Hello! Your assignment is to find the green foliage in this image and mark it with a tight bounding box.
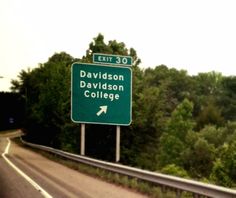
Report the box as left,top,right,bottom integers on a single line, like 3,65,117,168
161,164,189,178
194,72,223,96
219,76,236,121
158,99,194,168
192,138,215,177
182,136,216,178
59,123,80,153
221,140,236,181
210,158,232,187
82,33,141,66
196,100,224,130
166,98,194,140
11,52,74,146
199,125,225,147
158,133,186,167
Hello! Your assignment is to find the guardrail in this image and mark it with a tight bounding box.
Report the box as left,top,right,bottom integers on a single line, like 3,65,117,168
21,139,236,198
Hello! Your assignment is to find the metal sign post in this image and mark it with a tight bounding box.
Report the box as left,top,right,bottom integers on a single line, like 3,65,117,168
116,125,120,162
81,123,85,155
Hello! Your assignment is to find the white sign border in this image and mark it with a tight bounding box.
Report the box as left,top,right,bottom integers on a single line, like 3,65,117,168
71,62,132,126
93,53,133,67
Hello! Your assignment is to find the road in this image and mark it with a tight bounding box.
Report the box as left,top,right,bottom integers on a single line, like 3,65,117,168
0,131,148,198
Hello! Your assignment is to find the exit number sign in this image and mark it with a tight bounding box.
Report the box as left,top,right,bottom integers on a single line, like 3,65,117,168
93,53,132,66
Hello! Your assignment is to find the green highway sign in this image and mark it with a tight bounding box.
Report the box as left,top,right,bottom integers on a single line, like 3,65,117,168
93,53,132,66
71,63,132,125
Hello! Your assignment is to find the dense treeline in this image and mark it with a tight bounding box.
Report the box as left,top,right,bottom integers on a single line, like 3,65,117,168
11,34,236,187
0,92,24,131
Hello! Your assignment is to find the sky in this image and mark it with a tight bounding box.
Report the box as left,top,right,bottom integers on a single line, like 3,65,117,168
0,0,236,91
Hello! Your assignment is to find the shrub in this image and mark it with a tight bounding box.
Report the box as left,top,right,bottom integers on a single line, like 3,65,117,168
160,164,189,178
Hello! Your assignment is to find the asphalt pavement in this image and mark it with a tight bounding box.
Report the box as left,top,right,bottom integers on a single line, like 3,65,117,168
0,131,148,198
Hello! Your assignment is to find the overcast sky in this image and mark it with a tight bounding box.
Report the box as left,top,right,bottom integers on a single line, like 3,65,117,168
1,0,236,91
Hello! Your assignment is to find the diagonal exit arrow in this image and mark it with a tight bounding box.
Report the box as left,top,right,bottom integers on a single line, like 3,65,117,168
96,105,108,116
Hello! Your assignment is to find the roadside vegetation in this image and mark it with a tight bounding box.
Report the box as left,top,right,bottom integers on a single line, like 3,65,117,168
16,139,184,198
7,33,236,188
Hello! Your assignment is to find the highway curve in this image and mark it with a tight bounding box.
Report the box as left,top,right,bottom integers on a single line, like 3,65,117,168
0,132,148,198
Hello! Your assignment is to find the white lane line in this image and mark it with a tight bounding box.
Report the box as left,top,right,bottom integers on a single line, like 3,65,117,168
1,138,53,198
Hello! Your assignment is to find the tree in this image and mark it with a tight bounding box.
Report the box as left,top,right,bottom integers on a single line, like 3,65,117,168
128,86,164,169
166,98,195,140
194,72,223,96
210,158,232,187
189,138,215,177
199,125,225,148
219,76,236,121
11,52,74,146
157,99,194,168
210,137,236,187
221,140,236,182
0,92,24,130
192,72,223,120
82,33,141,66
158,133,186,167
